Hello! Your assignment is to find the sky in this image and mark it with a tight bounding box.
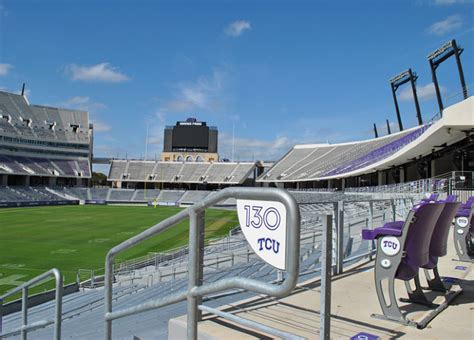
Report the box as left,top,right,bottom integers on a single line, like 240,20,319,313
0,0,472,172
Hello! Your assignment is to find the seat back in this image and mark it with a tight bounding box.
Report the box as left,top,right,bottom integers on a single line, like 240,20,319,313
444,195,457,202
429,201,461,258
460,196,474,210
425,193,439,201
404,203,445,269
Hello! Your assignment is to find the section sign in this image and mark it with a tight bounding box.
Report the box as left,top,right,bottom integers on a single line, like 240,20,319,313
237,199,287,270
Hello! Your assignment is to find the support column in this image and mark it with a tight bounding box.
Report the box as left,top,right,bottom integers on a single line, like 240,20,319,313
391,84,403,131
409,69,423,126
430,159,436,177
430,60,444,115
377,171,383,186
24,176,30,186
453,40,468,99
48,177,56,187
1,175,7,186
399,167,405,184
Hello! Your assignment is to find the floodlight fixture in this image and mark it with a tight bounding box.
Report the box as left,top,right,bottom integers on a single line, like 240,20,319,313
427,39,467,114
389,68,423,131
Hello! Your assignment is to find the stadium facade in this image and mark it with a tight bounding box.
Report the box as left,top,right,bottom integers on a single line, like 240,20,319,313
0,90,92,187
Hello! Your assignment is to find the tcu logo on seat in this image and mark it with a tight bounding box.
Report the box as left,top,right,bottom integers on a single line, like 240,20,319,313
383,240,398,250
237,199,287,270
380,236,401,256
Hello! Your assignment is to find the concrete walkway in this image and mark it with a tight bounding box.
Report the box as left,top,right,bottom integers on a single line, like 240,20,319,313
169,230,473,339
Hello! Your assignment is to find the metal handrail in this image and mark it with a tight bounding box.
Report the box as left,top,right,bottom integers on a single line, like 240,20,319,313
198,304,305,340
104,187,301,340
101,196,410,287
0,268,63,340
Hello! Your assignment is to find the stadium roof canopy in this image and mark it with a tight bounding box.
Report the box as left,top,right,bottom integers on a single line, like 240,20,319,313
258,97,473,183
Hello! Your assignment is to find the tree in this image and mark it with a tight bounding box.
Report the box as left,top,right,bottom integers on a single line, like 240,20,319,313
91,172,108,187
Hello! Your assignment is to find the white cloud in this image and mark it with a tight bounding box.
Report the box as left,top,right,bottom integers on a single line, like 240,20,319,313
165,69,226,113
147,110,167,146
434,0,469,5
91,120,111,132
57,96,107,112
225,20,251,37
426,15,463,35
64,63,130,83
0,63,12,76
219,133,292,161
95,144,128,158
399,83,446,102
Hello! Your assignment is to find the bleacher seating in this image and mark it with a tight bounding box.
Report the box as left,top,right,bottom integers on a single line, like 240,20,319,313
0,154,90,178
0,186,64,202
179,190,211,204
88,188,108,200
157,190,186,203
258,124,431,182
108,189,135,201
132,189,161,201
0,90,92,182
108,160,256,185
63,187,89,200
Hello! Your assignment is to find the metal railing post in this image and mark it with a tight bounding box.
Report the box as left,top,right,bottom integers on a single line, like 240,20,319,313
1,269,63,340
320,214,332,340
0,297,2,335
187,209,205,340
369,201,374,259
391,199,396,221
21,287,28,340
54,272,63,340
335,201,344,274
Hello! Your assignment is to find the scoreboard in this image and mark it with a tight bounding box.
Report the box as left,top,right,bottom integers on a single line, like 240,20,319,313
163,118,218,153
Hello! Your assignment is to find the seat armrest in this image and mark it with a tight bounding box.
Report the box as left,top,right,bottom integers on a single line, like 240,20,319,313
362,221,404,240
381,221,404,230
456,209,471,218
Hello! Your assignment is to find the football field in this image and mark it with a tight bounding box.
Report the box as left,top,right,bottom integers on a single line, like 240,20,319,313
0,205,238,296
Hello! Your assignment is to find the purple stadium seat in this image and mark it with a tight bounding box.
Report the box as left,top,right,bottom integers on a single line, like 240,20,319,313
417,200,461,296
395,203,444,281
361,202,459,327
421,193,439,202
443,195,457,202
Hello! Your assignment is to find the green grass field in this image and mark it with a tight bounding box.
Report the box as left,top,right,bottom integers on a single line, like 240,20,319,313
0,205,238,297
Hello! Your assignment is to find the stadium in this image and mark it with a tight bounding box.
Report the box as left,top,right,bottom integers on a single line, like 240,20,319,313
0,17,473,340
